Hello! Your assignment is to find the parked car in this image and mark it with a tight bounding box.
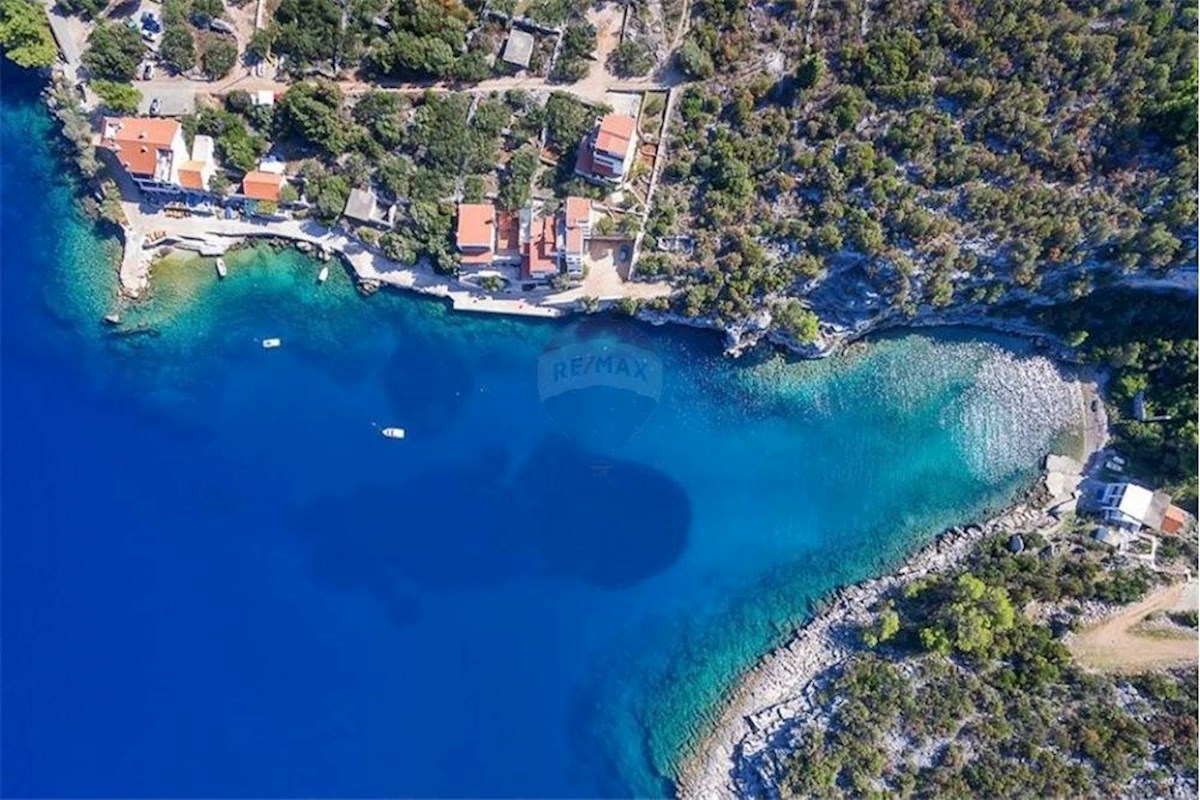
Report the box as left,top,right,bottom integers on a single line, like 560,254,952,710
619,245,631,263
208,18,236,34
142,62,155,80
149,97,162,115
140,12,161,32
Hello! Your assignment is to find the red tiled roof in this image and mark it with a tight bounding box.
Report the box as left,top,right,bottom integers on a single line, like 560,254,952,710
1161,505,1189,534
99,116,181,178
563,196,590,256
177,161,206,190
574,136,621,178
242,171,284,201
456,203,496,250
565,196,590,227
565,226,584,253
594,113,635,158
495,211,520,256
523,215,558,278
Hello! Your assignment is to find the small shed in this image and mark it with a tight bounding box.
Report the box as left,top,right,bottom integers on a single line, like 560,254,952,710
502,29,535,69
1161,504,1191,535
343,188,393,228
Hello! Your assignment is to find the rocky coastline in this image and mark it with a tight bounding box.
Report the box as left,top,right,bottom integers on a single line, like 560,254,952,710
674,375,1107,799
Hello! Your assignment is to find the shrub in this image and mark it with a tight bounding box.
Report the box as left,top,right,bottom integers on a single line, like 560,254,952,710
91,79,142,113
201,38,238,80
159,27,196,73
608,39,653,77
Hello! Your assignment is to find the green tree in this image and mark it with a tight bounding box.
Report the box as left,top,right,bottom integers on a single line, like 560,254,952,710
159,27,196,73
608,39,653,77
774,298,820,343
919,574,1016,659
862,605,901,647
352,90,406,148
795,53,824,91
82,21,144,81
245,28,274,61
201,38,238,79
544,92,595,152
56,0,107,17
552,22,595,83
190,0,223,23
676,36,713,79
91,79,142,113
274,80,349,155
0,0,57,69
498,146,539,209
271,0,342,68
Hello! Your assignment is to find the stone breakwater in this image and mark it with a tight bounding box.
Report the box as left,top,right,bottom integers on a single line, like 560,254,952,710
674,501,1068,799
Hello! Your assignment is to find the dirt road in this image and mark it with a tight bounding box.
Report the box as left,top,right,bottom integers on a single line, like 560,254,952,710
1068,581,1199,673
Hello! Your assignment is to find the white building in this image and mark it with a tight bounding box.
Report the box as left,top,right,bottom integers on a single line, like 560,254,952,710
176,134,216,193
1098,482,1159,531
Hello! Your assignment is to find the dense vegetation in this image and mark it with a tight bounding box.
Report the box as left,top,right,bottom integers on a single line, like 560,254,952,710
91,78,142,113
777,533,1196,798
0,0,57,69
82,21,145,81
263,0,494,81
1035,288,1198,505
243,79,598,269
648,0,1197,334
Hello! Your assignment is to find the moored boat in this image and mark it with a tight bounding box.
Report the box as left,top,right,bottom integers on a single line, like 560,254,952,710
216,257,227,278
262,338,282,349
380,427,406,439
318,265,329,283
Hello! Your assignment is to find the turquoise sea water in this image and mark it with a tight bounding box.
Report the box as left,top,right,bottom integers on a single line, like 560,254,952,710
1,66,1080,797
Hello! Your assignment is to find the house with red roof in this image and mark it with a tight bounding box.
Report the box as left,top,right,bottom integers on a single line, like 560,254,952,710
560,197,591,277
99,116,191,195
456,203,498,266
176,135,215,193
520,208,559,282
456,198,596,282
241,170,286,203
455,204,524,270
575,113,638,186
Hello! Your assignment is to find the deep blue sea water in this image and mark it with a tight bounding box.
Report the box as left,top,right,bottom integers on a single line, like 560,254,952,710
1,65,1081,797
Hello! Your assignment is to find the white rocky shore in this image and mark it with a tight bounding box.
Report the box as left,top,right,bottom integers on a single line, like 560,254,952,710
675,376,1106,800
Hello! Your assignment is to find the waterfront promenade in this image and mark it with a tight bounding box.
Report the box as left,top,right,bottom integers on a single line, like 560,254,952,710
116,196,672,317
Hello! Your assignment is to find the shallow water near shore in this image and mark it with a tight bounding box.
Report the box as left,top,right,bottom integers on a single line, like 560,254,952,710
2,66,1081,797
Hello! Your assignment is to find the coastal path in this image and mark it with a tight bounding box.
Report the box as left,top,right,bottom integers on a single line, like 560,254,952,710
118,204,672,317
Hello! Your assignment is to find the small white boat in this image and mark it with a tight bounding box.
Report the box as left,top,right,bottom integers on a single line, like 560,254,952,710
380,427,406,440
262,338,282,349
216,258,227,279
318,265,329,284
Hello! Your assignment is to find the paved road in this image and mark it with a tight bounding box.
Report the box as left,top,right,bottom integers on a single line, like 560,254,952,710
132,71,676,104
43,1,88,82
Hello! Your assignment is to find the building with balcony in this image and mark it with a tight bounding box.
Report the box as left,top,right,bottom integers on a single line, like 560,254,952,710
99,117,191,195
574,113,637,186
